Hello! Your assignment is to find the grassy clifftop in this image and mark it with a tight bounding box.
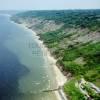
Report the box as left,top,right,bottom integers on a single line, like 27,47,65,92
11,10,100,99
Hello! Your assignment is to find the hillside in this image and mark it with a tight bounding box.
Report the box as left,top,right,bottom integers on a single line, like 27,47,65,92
11,10,100,100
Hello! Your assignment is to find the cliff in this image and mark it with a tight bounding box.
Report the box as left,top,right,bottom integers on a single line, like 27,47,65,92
11,10,100,99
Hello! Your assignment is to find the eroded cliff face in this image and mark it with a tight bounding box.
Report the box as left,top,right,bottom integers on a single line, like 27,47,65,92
12,16,100,44
13,17,63,34
11,10,100,88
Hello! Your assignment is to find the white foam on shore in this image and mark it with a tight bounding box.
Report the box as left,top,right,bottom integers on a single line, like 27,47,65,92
32,30,67,100
12,22,67,100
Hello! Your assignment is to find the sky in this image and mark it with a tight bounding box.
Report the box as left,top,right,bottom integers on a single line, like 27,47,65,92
0,0,100,10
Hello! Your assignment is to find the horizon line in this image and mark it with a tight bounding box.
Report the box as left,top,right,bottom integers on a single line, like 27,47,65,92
0,8,100,11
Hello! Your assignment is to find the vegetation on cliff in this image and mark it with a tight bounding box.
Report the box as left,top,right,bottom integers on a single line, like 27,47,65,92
12,10,100,99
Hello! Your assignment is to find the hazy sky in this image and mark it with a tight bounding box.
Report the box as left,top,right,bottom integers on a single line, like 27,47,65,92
0,0,100,10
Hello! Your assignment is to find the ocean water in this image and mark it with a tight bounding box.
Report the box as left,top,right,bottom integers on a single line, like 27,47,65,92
0,15,57,100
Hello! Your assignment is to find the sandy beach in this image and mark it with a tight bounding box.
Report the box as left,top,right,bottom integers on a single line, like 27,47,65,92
12,22,67,100
33,33,67,100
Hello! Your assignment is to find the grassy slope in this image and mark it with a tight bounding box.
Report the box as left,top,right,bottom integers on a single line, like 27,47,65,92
64,78,85,100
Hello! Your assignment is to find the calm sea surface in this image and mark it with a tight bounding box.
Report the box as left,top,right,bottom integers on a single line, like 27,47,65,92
0,15,57,100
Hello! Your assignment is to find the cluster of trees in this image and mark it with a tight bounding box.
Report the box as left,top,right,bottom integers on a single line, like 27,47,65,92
15,10,100,31
66,43,100,87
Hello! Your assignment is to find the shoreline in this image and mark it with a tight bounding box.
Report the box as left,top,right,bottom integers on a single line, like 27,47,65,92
11,21,67,100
